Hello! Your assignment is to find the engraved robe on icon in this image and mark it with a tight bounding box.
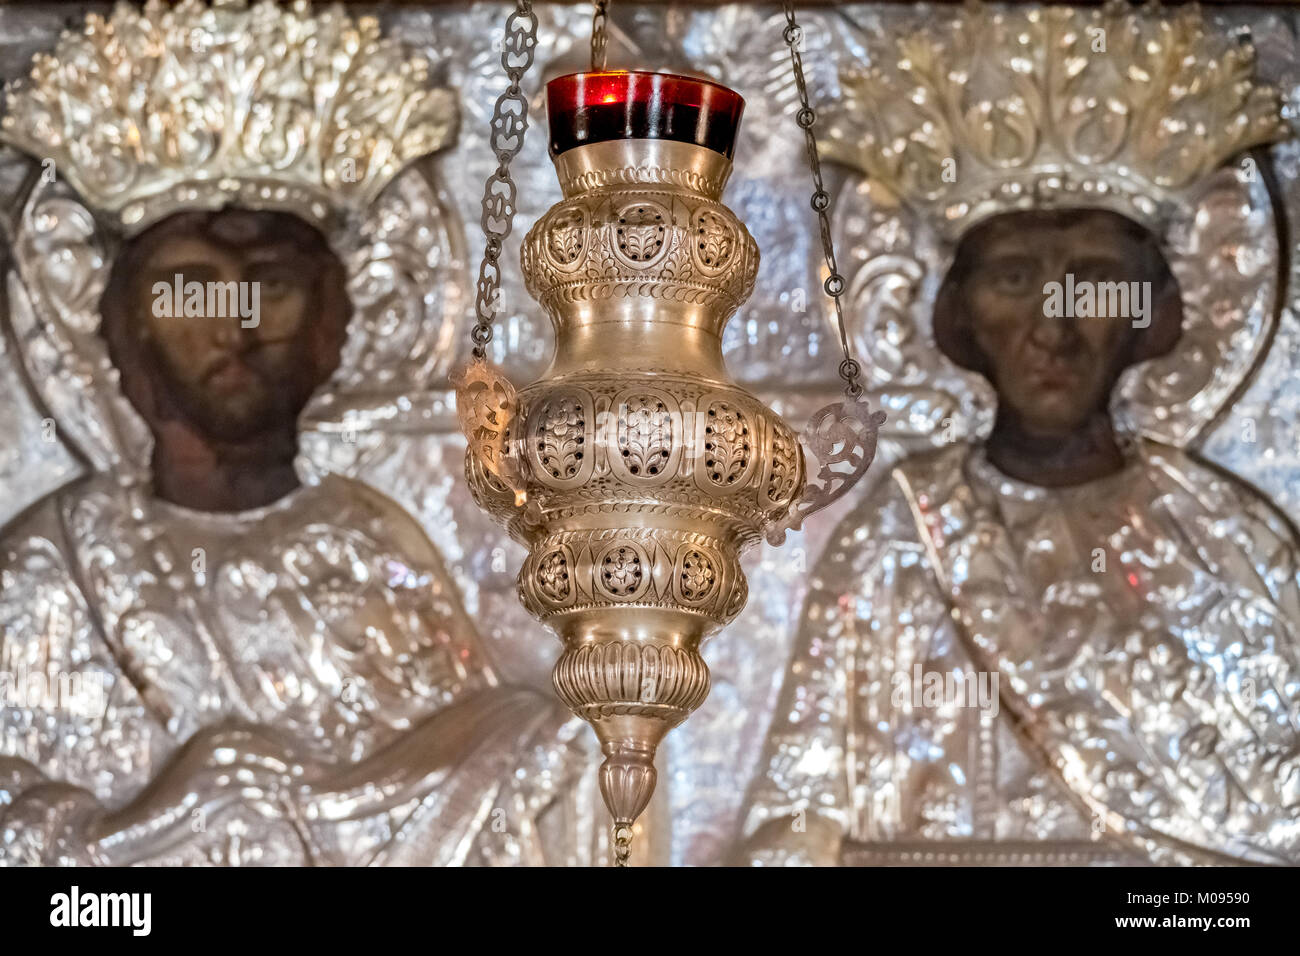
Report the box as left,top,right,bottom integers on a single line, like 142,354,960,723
0,472,590,865
738,441,1300,865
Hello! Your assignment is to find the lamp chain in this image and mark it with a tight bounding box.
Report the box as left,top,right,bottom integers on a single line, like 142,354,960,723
613,824,633,867
591,0,610,71
470,0,539,359
779,0,866,398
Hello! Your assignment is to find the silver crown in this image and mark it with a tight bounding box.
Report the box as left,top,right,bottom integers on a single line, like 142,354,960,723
823,1,1288,238
0,0,458,234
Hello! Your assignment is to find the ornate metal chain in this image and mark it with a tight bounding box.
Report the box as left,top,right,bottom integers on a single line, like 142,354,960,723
470,0,540,359
613,823,632,867
591,0,610,72
780,0,865,398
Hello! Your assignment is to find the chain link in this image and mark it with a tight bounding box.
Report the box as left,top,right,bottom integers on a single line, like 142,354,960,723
612,824,632,867
470,1,540,359
591,0,610,72
780,0,865,397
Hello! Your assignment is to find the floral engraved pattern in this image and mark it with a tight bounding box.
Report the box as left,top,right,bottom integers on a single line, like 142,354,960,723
517,530,747,625
703,401,752,487
693,209,735,275
615,203,667,264
766,425,800,505
0,0,459,233
618,396,674,478
535,396,587,482
537,548,572,603
521,186,760,318
600,545,645,598
678,549,717,603
546,206,586,267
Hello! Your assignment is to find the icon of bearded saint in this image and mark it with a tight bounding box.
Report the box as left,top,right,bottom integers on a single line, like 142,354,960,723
738,3,1300,865
0,0,591,865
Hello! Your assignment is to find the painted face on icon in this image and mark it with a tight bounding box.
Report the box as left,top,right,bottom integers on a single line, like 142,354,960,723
99,207,352,443
933,208,1182,439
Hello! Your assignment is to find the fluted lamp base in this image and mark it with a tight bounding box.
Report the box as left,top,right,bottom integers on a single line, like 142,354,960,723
549,611,713,863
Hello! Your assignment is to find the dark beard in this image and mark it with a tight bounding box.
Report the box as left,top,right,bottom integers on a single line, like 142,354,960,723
148,341,315,444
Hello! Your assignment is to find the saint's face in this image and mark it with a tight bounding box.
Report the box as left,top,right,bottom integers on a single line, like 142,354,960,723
959,212,1154,438
130,228,324,442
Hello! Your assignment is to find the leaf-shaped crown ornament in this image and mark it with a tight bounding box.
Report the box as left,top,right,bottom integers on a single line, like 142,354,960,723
823,1,1288,239
0,0,458,235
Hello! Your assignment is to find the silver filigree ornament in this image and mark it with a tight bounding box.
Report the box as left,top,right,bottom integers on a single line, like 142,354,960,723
1,0,456,235
0,0,468,482
822,0,1290,449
